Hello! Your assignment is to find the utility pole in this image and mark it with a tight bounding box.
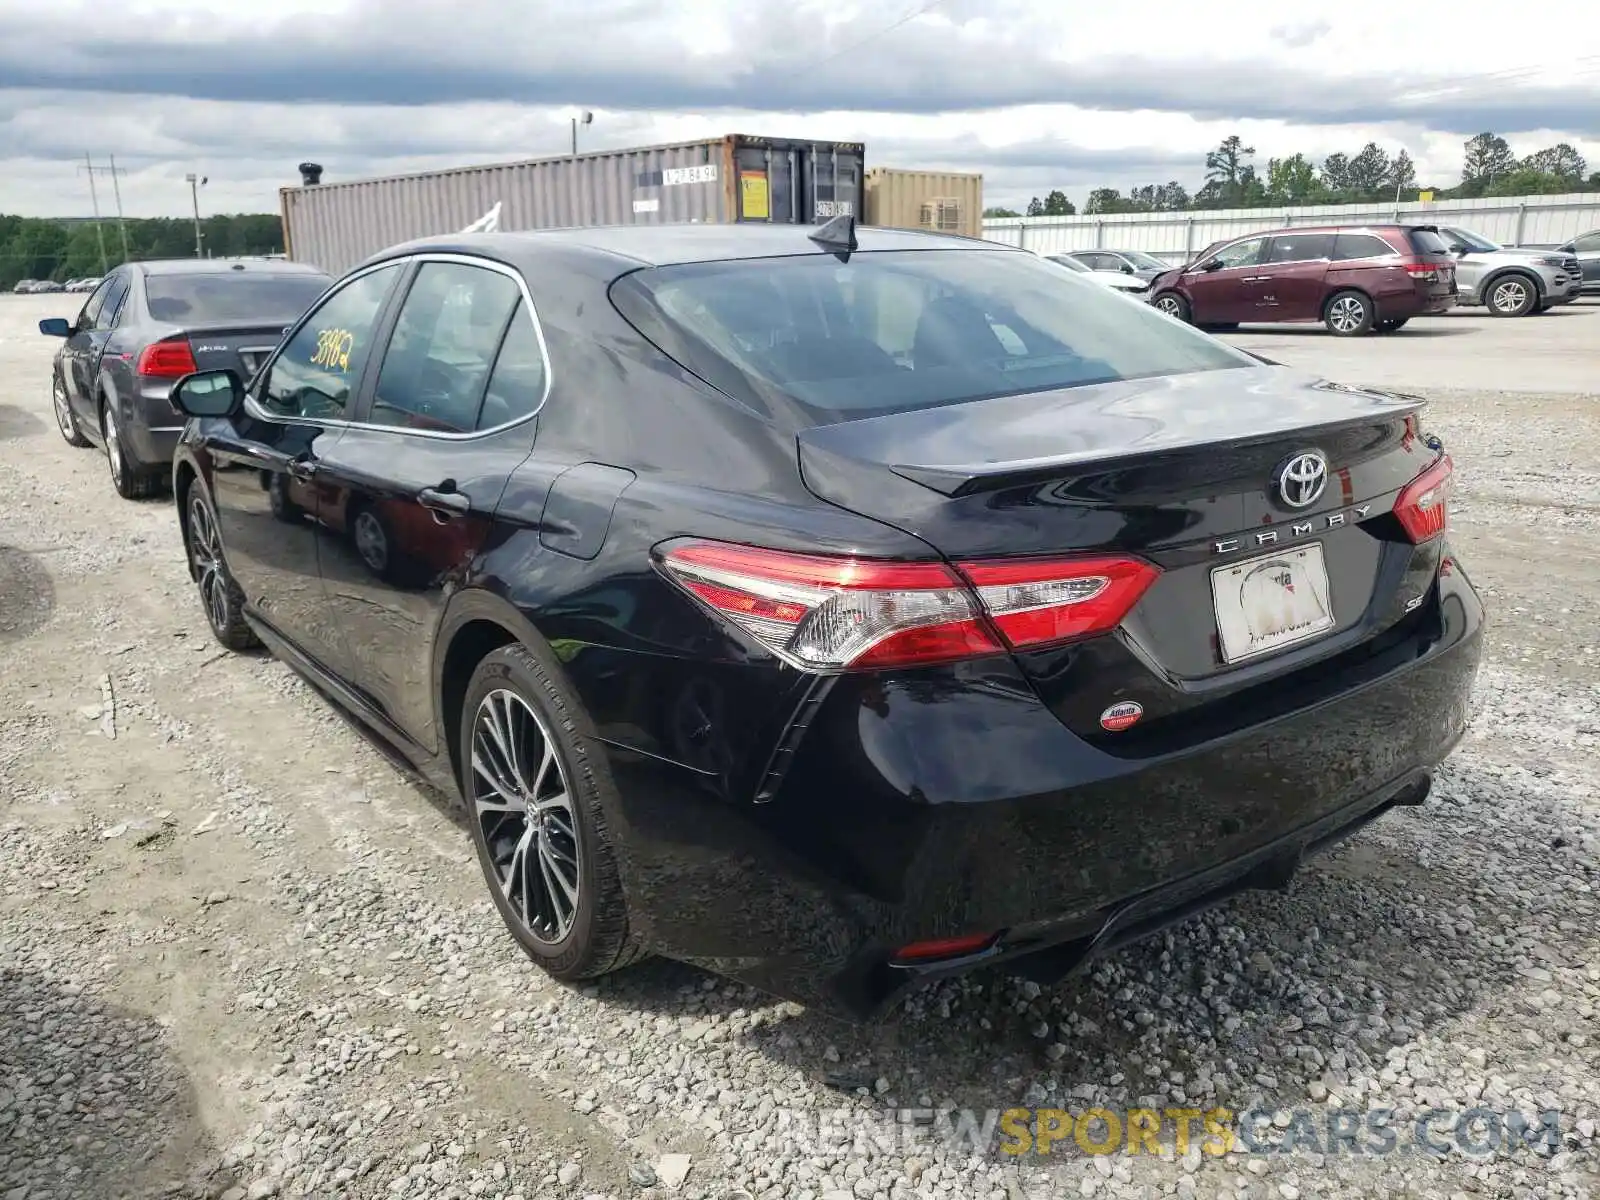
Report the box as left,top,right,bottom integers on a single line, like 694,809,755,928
77,153,110,275
184,173,207,257
81,155,132,263
571,111,592,156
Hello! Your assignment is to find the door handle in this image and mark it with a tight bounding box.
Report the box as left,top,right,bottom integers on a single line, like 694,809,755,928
418,485,470,515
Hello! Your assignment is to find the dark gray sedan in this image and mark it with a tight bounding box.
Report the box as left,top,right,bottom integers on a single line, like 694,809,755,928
40,258,332,498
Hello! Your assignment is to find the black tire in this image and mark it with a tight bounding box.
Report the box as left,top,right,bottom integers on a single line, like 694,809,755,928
267,473,304,524
101,395,160,499
459,642,645,983
1324,290,1375,337
52,372,90,447
1152,292,1191,323
1198,321,1239,333
1485,272,1538,317
348,502,394,577
184,485,259,651
1375,318,1410,333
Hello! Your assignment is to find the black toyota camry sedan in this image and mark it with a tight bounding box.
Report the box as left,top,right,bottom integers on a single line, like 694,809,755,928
166,221,1483,1019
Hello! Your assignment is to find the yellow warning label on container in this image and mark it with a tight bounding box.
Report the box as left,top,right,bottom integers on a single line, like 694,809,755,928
741,171,770,219
1419,190,1434,203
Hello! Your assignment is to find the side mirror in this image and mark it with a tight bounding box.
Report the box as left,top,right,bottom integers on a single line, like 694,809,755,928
172,369,244,418
38,318,71,337
1200,257,1224,272
1448,243,1467,256
1121,263,1134,274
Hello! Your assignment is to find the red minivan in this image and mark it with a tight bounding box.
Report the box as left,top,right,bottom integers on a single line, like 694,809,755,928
1148,225,1458,336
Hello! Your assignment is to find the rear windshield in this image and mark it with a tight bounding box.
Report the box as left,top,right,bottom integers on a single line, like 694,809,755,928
610,249,1257,421
145,272,331,324
1407,228,1452,255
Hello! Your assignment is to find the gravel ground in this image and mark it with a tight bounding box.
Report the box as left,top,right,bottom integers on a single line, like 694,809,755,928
2,293,1599,1200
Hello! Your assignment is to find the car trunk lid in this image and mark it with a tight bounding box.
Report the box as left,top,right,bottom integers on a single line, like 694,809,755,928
797,365,1445,735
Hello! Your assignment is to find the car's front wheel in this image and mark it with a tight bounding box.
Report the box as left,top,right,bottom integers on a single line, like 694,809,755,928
53,372,90,447
459,642,644,983
1487,273,1538,317
185,485,259,651
1152,292,1191,323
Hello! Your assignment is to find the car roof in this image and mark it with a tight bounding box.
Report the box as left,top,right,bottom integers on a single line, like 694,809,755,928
371,223,1014,274
134,258,329,277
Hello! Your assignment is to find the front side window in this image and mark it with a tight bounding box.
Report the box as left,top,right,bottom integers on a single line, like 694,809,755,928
258,264,403,421
1212,239,1265,269
368,262,523,434
1572,231,1600,253
611,248,1257,422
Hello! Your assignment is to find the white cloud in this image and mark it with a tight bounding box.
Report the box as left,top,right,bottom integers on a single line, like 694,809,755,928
1,0,1598,219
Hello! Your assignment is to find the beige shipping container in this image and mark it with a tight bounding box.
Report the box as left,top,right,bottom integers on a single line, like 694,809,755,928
863,168,984,240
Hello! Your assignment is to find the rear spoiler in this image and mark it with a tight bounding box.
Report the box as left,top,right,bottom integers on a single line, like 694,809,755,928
886,401,1428,498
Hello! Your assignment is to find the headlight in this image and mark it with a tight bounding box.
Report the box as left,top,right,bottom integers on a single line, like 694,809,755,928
1534,256,1565,267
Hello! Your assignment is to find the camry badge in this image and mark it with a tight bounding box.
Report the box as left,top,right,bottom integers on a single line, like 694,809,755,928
1276,451,1329,509
1100,701,1144,732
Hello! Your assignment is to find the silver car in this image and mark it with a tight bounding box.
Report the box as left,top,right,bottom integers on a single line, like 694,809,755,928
1437,225,1583,317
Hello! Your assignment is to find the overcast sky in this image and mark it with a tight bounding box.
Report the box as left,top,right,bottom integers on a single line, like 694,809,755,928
2,0,1599,220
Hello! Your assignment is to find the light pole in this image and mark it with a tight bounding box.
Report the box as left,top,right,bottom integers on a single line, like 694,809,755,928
571,111,592,156
185,173,207,257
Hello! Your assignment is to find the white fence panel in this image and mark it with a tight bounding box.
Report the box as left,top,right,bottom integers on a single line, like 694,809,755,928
983,193,1600,263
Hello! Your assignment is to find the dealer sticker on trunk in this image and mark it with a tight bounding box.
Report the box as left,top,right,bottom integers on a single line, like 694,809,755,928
1211,543,1336,665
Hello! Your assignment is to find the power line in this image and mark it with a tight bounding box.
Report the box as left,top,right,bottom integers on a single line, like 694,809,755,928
769,0,956,81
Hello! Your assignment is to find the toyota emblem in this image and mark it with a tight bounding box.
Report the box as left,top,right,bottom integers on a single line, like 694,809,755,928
1276,451,1329,509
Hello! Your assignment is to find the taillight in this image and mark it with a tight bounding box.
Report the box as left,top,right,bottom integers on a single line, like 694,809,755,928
955,555,1160,651
1402,258,1441,281
656,540,1159,671
136,337,198,378
1394,454,1454,543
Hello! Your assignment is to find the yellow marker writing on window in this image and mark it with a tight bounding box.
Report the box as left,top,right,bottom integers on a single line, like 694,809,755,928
310,328,356,372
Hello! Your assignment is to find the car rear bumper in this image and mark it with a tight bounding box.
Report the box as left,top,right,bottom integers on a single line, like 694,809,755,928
122,385,186,469
600,554,1484,1018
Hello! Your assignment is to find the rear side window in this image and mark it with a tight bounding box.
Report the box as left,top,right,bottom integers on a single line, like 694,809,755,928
369,262,522,434
100,274,132,328
479,302,548,429
1266,234,1334,263
146,272,332,324
1332,234,1398,261
610,248,1256,421
1406,228,1451,255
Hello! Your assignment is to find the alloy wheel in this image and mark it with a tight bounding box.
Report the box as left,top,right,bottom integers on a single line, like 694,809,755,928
1491,279,1530,314
103,404,124,488
353,511,388,572
1328,296,1365,333
187,493,231,635
52,377,74,440
470,688,582,946
1155,296,1182,318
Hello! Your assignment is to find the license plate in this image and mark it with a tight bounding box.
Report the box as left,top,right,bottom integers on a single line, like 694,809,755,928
1211,544,1336,664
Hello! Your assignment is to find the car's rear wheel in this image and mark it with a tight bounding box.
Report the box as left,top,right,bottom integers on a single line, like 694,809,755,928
185,486,259,651
101,397,159,499
53,373,90,447
1324,291,1374,336
459,642,644,983
1152,292,1191,323
1375,318,1410,333
1487,273,1538,317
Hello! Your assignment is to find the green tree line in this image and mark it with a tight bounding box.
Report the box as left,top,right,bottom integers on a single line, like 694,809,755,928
0,213,285,290
983,131,1598,219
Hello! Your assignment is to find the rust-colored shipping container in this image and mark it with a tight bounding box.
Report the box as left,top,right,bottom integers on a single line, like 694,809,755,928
280,134,867,275
863,168,984,239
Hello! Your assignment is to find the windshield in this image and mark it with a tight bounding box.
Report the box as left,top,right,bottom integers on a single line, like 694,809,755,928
610,248,1258,422
1445,226,1502,253
1119,250,1169,270
146,272,332,324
